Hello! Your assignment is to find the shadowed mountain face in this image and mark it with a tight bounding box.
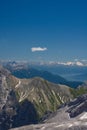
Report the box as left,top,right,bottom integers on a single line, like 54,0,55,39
12,99,38,128
10,94,87,130
0,90,19,130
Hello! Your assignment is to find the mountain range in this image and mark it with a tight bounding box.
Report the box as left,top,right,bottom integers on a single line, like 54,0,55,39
0,65,87,130
1,60,87,81
4,62,83,88
1,60,87,67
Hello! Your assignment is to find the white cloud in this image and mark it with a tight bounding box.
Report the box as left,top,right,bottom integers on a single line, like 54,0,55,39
31,47,47,52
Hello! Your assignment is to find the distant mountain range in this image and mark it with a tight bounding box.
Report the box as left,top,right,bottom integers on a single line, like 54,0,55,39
0,60,87,82
1,60,87,66
41,61,87,66
1,60,87,82
4,63,83,88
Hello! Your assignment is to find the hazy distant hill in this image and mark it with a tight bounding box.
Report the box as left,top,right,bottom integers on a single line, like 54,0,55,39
70,73,87,81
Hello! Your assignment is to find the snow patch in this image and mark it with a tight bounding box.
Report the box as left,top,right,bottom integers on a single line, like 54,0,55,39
15,80,21,88
80,112,87,120
68,124,73,128
55,124,64,128
41,126,45,130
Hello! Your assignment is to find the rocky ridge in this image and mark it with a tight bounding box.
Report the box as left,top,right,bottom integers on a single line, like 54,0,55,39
10,94,87,130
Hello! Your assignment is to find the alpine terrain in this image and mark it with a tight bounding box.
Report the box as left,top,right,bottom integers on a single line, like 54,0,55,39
0,66,87,130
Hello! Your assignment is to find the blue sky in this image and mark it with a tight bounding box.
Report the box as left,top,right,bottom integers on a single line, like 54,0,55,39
0,0,87,62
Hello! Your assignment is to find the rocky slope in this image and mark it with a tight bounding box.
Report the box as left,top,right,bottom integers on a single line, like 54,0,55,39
0,66,74,129
15,77,73,118
10,94,87,130
0,66,38,130
0,66,19,130
0,66,87,130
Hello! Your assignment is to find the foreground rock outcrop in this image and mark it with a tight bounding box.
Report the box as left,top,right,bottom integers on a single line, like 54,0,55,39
10,94,87,130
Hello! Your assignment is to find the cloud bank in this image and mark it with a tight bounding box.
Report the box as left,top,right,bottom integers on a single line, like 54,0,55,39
31,47,47,52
